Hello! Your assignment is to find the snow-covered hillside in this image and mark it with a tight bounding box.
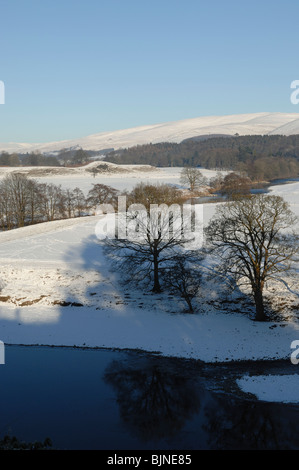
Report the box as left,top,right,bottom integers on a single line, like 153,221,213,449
0,209,298,365
0,171,298,403
0,174,298,361
2,112,299,154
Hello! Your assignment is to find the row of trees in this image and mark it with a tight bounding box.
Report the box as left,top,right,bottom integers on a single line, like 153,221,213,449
0,151,60,167
103,182,299,322
104,134,299,181
0,148,97,168
0,173,118,230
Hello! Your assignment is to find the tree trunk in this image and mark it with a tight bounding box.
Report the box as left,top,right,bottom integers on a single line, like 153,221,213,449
184,295,194,313
254,289,266,321
152,255,161,293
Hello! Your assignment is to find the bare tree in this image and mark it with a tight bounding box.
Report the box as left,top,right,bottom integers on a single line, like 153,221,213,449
72,187,86,217
39,183,65,221
161,254,203,312
87,183,119,211
63,189,76,218
0,184,14,230
105,184,196,293
26,178,44,225
0,174,89,230
1,173,31,227
180,167,207,192
205,194,299,321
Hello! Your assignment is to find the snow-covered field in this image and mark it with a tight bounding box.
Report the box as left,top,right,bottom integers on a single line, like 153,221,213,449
0,165,299,403
0,162,222,194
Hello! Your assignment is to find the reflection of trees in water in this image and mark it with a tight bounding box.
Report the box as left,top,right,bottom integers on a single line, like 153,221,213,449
204,395,299,450
104,355,299,449
104,357,202,441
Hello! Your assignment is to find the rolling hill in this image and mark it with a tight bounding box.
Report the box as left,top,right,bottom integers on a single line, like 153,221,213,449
2,112,299,154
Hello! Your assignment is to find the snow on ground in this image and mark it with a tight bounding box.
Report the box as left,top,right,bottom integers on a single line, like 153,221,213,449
0,163,223,194
269,180,299,213
0,167,299,403
237,375,299,403
0,211,298,366
0,206,298,364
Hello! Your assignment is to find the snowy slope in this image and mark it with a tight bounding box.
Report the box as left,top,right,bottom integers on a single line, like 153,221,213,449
0,173,298,403
0,210,298,364
0,175,298,364
2,112,299,154
269,117,299,135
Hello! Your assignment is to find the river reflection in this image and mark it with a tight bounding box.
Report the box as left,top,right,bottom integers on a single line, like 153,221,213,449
0,346,298,450
104,356,202,441
204,394,299,450
104,355,299,450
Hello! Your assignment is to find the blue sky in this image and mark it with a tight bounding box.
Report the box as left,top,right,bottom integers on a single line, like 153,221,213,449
1,0,299,142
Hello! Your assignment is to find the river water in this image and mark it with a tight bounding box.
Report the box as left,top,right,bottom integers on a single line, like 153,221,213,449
0,345,298,450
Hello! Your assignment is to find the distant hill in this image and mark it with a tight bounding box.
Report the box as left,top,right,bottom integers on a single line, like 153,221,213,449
2,112,299,154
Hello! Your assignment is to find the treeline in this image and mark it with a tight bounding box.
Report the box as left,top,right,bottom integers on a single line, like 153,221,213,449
4,133,299,181
0,147,114,168
0,151,60,167
0,149,96,167
104,134,299,181
0,173,118,230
